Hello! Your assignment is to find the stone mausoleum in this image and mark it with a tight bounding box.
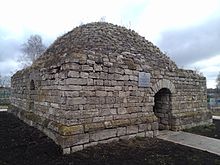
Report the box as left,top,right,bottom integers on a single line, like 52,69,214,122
10,22,212,154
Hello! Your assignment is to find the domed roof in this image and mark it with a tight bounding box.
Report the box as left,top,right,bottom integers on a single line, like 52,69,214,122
35,22,177,69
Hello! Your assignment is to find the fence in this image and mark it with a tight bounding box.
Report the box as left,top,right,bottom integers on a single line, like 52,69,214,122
0,87,11,105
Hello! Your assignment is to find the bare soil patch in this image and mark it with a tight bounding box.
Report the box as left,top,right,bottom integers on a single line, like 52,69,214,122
0,112,220,165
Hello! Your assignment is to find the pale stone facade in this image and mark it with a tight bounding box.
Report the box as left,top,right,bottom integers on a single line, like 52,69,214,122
9,22,212,154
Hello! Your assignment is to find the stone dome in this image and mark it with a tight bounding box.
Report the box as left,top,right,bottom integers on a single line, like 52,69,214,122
35,22,177,69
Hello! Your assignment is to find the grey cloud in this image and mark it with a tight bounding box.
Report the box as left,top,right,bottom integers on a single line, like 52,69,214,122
0,28,52,75
157,17,220,66
0,31,21,62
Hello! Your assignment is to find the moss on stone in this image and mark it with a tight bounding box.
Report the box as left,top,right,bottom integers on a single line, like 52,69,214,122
123,58,137,70
58,125,84,136
24,111,42,124
84,122,105,132
112,119,130,127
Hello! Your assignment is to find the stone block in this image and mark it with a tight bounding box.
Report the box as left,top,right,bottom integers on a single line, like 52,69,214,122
138,123,149,132
50,103,60,109
151,122,158,130
153,130,159,136
100,72,108,80
57,133,89,148
145,131,153,137
127,125,138,134
87,79,94,85
117,107,127,114
67,97,86,105
94,80,104,86
112,119,130,127
104,121,113,128
68,71,80,78
63,148,71,154
82,65,93,71
99,108,117,116
84,142,98,149
130,118,142,125
66,78,87,85
105,97,116,104
58,124,84,136
94,64,102,71
124,69,132,75
117,127,126,136
96,91,107,97
90,129,117,142
62,63,80,71
82,109,99,118
93,116,105,122
71,145,84,153
136,132,145,137
80,72,89,78
99,137,119,144
84,122,105,132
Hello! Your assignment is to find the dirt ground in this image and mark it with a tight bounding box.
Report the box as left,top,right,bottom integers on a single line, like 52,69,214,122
0,112,220,165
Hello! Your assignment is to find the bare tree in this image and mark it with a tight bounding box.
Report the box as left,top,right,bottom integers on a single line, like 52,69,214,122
99,16,106,22
0,74,2,87
216,72,220,90
193,67,203,76
20,34,47,67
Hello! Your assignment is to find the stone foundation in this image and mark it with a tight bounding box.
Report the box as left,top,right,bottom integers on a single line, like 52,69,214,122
9,105,159,154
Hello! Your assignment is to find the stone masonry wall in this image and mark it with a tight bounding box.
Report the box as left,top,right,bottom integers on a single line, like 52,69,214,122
9,22,212,154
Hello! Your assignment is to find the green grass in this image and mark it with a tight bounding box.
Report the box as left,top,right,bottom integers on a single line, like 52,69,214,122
212,111,220,116
0,104,9,109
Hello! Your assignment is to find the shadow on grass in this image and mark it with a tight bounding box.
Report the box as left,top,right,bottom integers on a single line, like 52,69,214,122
184,122,220,139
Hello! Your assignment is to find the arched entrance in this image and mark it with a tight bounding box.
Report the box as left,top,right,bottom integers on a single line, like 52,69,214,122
29,79,35,111
153,88,172,130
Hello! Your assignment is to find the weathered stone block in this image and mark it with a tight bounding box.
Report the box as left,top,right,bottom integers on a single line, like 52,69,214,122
80,72,89,78
151,122,159,130
112,119,130,127
58,124,84,136
127,125,138,134
136,132,145,137
84,122,105,132
57,133,89,148
138,123,149,132
117,107,127,114
66,78,87,85
82,65,93,71
96,91,107,97
90,129,117,142
94,64,102,71
68,71,80,78
104,121,113,128
145,131,154,137
71,145,83,153
63,148,71,154
117,127,126,136
67,97,86,105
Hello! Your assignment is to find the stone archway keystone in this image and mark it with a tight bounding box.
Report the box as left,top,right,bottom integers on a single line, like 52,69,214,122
152,79,176,95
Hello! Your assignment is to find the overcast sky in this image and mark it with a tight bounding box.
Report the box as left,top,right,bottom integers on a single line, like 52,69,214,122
1,0,220,88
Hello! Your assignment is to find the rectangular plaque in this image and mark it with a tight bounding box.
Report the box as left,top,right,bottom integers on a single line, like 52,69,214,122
138,72,150,87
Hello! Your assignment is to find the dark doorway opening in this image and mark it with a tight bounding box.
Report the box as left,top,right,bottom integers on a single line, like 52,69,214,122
153,88,172,130
30,80,35,90
29,79,35,111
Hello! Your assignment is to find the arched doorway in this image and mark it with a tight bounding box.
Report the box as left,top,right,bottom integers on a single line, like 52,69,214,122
29,79,35,111
30,79,35,90
153,88,172,130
